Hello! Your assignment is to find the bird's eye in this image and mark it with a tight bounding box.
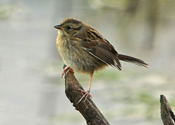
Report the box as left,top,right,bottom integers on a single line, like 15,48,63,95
66,26,71,30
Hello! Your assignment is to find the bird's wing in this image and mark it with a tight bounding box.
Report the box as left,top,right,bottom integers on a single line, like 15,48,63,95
81,38,122,70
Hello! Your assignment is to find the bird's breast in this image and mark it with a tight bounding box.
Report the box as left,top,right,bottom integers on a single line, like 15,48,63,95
56,36,106,74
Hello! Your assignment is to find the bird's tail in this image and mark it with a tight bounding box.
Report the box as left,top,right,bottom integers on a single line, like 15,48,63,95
118,54,148,67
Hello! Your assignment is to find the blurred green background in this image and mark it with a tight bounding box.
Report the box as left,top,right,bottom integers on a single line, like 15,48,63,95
0,0,175,125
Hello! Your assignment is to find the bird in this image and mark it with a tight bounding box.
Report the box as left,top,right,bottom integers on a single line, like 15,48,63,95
54,18,148,102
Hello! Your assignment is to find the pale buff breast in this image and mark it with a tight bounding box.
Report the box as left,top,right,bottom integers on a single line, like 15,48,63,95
56,31,106,74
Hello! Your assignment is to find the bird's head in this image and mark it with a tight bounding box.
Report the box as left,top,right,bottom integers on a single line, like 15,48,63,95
54,18,86,37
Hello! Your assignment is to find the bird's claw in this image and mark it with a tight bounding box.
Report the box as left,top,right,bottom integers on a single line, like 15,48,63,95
61,67,74,78
77,89,92,104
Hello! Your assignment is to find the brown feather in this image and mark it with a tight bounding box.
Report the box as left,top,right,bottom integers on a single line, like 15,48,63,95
81,39,122,70
118,54,148,67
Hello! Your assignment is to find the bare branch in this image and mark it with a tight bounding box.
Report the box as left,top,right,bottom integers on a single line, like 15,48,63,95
64,69,110,125
160,95,175,125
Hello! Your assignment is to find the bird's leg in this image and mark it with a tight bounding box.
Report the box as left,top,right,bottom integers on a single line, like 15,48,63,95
77,74,93,103
61,66,74,78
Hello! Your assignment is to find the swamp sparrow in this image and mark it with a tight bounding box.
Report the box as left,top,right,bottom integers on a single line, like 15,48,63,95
54,18,148,102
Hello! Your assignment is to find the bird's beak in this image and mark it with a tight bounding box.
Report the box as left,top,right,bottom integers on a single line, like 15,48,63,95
54,25,62,30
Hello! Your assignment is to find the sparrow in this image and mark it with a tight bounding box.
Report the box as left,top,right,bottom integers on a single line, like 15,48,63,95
54,18,148,102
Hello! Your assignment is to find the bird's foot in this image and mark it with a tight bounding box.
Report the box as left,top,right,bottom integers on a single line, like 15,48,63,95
77,89,92,104
61,67,74,78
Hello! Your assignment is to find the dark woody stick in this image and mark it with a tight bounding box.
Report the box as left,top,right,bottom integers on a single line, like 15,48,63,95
160,95,175,125
64,69,110,125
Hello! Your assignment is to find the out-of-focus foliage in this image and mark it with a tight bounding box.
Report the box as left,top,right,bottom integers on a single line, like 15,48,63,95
88,0,175,48
0,3,18,19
